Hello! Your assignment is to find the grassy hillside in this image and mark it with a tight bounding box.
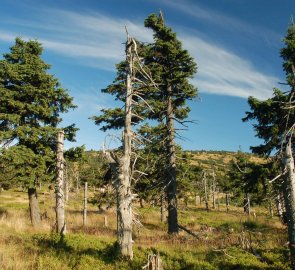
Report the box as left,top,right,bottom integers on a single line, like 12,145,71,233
187,150,266,169
0,186,290,270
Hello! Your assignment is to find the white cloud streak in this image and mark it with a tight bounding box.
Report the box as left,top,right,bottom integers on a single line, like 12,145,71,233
180,35,278,100
0,7,278,100
161,0,280,42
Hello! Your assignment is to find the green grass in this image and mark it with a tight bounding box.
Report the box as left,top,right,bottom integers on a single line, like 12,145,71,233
0,189,291,270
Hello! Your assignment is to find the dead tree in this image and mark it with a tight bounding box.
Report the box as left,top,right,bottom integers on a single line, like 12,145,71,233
55,130,66,235
276,193,284,221
83,181,88,226
203,172,209,211
212,170,216,209
225,192,230,212
102,32,155,260
282,129,295,268
64,164,69,202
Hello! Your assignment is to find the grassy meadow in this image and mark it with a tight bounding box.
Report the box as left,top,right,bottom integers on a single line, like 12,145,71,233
0,187,291,270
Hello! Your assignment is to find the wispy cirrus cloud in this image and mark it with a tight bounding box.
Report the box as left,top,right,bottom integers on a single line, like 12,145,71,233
180,35,278,100
161,0,281,42
0,7,278,100
1,8,152,70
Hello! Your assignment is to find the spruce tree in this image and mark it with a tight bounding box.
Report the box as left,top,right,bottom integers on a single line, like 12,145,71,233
243,23,295,268
0,38,76,226
144,13,198,234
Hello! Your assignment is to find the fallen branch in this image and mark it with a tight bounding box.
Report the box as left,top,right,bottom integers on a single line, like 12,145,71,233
178,224,200,239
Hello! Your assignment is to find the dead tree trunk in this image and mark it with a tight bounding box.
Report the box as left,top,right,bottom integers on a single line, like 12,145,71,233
103,35,136,259
64,164,69,202
217,188,220,210
269,198,274,218
244,193,250,215
28,187,41,227
55,130,66,235
83,181,88,226
276,193,284,221
166,86,178,234
212,170,216,209
282,134,295,269
203,172,209,212
160,193,165,223
225,192,229,212
112,35,135,259
102,32,154,259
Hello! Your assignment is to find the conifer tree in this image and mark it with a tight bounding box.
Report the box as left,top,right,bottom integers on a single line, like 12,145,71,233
144,13,198,234
0,38,76,226
243,23,295,268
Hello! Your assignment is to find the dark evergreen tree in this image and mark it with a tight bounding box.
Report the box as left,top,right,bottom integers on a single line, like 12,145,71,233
243,23,295,269
0,38,76,226
144,13,198,233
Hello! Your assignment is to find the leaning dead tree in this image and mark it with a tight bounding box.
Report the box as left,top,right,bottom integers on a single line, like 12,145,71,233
56,130,66,235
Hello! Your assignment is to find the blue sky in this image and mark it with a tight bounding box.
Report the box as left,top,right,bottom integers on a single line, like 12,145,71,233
0,0,294,152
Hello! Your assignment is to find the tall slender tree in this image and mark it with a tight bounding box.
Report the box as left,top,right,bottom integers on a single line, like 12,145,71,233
93,33,153,259
0,38,76,226
144,13,197,233
243,23,295,269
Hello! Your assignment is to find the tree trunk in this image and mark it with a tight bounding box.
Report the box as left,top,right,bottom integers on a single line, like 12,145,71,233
244,193,250,215
212,191,216,209
282,136,295,269
225,192,229,212
76,172,80,193
204,173,209,212
28,187,41,227
55,130,66,235
114,36,134,259
276,194,284,221
83,182,88,226
217,188,220,211
269,199,274,218
160,193,165,223
166,86,178,234
140,198,144,208
212,171,216,209
64,164,69,202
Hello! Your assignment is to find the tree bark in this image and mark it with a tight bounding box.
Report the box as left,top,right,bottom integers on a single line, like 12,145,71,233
113,35,134,260
212,171,216,209
269,199,274,218
244,193,250,215
160,193,165,223
28,187,41,227
204,173,209,212
282,136,295,269
217,188,220,211
276,194,284,221
225,192,229,212
166,86,178,234
83,181,88,226
64,164,69,202
55,130,66,235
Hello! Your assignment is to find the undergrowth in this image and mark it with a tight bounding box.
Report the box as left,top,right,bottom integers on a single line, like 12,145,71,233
0,190,291,270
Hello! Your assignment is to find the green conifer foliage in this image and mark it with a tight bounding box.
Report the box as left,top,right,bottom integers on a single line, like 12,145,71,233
243,23,295,269
144,13,198,233
0,38,76,225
